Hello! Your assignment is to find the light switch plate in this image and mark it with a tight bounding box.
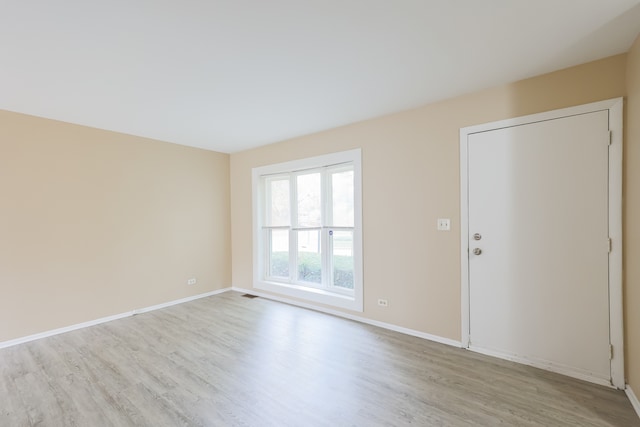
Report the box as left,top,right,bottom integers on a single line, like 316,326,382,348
437,218,451,231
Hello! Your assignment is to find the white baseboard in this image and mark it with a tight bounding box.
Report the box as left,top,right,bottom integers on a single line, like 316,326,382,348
0,287,231,350
231,287,461,348
469,345,613,388
132,287,230,314
0,311,133,350
627,386,640,420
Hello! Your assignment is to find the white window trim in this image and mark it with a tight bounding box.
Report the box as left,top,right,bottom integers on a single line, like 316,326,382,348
252,149,363,312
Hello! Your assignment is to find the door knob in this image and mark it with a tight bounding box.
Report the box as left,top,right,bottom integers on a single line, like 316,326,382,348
473,248,482,255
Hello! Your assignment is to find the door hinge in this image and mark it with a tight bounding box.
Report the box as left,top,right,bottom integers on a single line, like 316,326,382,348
610,344,614,360
608,131,612,146
608,238,612,253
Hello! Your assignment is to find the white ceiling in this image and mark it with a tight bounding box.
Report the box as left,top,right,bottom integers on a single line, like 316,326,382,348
2,1,640,153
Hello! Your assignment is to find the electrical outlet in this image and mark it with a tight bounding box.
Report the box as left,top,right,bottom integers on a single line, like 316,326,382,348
377,299,388,307
437,218,451,231
187,277,197,285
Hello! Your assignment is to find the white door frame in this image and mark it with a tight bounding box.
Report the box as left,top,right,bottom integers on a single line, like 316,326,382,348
459,98,624,389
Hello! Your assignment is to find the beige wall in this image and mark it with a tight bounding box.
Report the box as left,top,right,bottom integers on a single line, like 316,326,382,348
0,111,231,342
625,34,640,392
231,54,627,342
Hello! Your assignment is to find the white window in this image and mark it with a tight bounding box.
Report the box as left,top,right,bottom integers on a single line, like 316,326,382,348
252,149,363,311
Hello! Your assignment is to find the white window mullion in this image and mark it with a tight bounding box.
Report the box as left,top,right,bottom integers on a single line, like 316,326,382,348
316,168,322,289
290,174,297,283
289,230,297,283
322,168,332,290
321,228,330,289
264,228,271,279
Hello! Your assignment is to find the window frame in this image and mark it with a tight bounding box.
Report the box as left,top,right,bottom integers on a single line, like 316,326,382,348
252,149,363,312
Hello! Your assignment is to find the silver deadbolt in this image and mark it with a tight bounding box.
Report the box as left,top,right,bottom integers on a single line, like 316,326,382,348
473,248,482,255
473,233,482,241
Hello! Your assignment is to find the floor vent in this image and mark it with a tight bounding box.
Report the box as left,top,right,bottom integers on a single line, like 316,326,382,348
241,294,259,299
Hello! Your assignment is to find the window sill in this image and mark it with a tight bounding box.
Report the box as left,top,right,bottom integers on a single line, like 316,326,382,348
254,280,363,312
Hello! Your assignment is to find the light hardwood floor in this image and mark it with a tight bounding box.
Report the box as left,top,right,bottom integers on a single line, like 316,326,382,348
1,291,638,426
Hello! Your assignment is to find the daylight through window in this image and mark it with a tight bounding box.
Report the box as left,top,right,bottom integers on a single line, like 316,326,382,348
252,150,362,311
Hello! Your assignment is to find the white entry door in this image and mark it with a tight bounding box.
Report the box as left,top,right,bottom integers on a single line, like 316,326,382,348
465,108,616,386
